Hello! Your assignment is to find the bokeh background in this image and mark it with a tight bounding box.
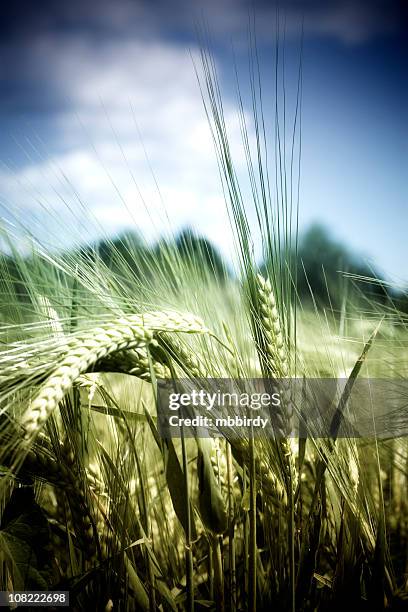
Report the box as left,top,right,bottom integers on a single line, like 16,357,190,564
0,0,406,285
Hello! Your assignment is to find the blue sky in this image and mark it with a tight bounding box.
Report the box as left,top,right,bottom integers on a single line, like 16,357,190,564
0,0,406,284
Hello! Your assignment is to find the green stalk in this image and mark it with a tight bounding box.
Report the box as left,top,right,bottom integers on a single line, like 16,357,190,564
226,443,236,611
212,535,225,612
248,432,256,612
180,424,194,612
133,434,156,612
288,471,295,612
243,464,249,603
209,537,214,601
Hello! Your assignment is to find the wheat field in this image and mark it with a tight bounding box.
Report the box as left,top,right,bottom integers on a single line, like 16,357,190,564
0,42,407,612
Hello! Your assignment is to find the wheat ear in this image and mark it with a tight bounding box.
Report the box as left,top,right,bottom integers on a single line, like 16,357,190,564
256,275,293,432
94,346,171,381
21,311,208,439
256,275,288,377
256,275,297,489
22,323,153,437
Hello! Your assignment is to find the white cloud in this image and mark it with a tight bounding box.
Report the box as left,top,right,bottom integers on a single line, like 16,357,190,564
1,36,245,259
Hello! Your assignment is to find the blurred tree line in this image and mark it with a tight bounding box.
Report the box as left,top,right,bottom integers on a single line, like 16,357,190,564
1,224,407,316
291,224,394,310
95,224,404,312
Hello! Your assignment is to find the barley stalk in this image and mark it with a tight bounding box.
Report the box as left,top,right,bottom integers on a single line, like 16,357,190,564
256,274,297,611
20,311,208,439
1,344,171,390
21,323,153,437
256,275,295,448
256,275,289,377
1,310,207,370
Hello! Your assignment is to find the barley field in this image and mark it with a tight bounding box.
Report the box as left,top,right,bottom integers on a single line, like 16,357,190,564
0,42,407,612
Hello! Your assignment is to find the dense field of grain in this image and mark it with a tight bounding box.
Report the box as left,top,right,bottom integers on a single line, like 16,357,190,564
1,245,407,611
0,45,407,612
